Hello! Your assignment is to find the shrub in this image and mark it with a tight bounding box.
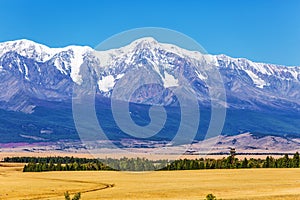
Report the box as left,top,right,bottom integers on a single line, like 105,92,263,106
205,193,217,200
64,191,81,200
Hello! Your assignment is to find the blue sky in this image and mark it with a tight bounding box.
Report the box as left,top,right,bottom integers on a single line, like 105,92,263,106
0,0,299,66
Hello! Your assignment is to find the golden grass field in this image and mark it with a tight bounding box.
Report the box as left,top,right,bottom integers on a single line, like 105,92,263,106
1,163,300,200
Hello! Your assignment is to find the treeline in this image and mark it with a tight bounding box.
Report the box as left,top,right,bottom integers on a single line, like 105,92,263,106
3,156,99,164
23,161,113,172
103,157,168,171
3,156,167,172
22,157,167,172
2,152,300,172
161,152,300,170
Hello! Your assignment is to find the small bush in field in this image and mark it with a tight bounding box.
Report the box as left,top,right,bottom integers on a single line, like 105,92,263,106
64,191,81,200
205,193,217,200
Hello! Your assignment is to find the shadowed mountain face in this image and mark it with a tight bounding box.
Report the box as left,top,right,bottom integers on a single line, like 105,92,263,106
0,38,300,144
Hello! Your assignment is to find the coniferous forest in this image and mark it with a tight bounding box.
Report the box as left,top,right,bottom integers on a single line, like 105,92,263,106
2,152,299,172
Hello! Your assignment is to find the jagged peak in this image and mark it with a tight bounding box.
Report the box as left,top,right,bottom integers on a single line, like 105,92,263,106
0,39,92,62
132,37,159,45
1,38,299,84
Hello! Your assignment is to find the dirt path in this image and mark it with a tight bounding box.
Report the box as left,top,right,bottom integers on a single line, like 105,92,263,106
0,166,114,200
23,176,115,200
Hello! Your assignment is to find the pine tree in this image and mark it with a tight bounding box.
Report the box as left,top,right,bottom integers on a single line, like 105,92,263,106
241,158,248,168
72,192,81,200
282,154,290,168
205,193,217,200
263,156,270,168
64,191,71,200
292,152,300,168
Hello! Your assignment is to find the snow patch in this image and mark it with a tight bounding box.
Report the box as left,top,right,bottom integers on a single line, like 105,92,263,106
195,70,207,80
24,63,29,80
116,74,124,79
245,69,267,88
248,61,269,74
98,75,115,92
54,58,67,75
163,72,178,88
69,47,86,84
94,51,115,67
289,69,298,79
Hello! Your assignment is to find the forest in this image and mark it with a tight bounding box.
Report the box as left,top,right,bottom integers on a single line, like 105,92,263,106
2,152,299,172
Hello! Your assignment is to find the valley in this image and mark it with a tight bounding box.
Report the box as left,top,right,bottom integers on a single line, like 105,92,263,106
1,163,300,200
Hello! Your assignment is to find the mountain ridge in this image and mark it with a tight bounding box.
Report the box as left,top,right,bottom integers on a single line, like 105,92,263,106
1,38,300,113
1,38,298,67
0,39,300,146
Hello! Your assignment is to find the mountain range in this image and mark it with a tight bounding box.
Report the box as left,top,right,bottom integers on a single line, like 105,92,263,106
0,38,300,147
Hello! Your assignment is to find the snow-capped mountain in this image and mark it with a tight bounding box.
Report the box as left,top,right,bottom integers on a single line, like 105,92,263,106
0,38,300,113
0,39,92,112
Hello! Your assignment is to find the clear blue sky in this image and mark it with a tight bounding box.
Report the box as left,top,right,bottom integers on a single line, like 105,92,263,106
0,0,299,66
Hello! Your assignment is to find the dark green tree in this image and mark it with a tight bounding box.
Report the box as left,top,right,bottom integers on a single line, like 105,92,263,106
64,191,81,200
64,191,71,200
72,192,81,200
205,193,217,200
241,158,248,168
282,154,290,168
263,156,270,168
292,152,300,168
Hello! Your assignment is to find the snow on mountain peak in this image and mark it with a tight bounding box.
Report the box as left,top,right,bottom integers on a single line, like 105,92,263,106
131,37,159,46
0,39,92,62
1,38,300,112
215,54,300,89
0,39,55,62
94,37,212,67
0,39,93,84
92,37,300,96
1,38,300,97
57,45,92,85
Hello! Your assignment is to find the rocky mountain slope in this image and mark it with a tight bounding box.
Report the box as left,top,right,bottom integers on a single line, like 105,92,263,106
0,38,300,113
0,38,300,148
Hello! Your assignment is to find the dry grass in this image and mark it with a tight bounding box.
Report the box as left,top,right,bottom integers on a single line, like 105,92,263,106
0,163,300,200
